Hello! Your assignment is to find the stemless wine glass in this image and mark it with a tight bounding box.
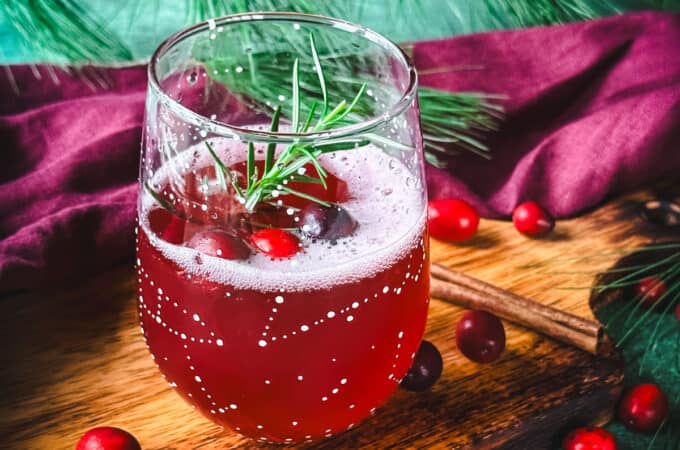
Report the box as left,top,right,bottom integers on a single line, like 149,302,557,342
137,12,429,444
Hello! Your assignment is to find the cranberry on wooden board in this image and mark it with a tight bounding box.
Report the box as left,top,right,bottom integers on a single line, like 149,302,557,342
250,228,301,258
400,340,443,392
300,203,358,240
427,199,479,242
562,427,617,450
187,229,250,260
635,276,667,309
455,310,506,363
639,199,680,228
618,383,669,433
512,201,555,237
75,427,141,450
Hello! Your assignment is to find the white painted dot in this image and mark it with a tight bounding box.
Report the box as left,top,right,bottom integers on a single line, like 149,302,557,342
346,315,354,322
216,339,224,346
349,404,355,409
155,316,161,324
352,302,359,309
300,325,309,332
229,403,238,409
321,396,328,401
256,424,263,429
265,379,271,384
180,333,187,340
258,340,267,347
382,286,389,294
275,295,284,304
398,331,404,339
340,378,347,384
194,375,202,382
292,421,298,426
157,288,163,295
332,388,339,394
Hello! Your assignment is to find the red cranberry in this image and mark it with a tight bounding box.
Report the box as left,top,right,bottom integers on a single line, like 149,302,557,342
300,203,358,240
75,427,141,450
635,276,667,309
562,426,617,450
512,201,554,237
187,229,250,260
250,229,301,258
400,340,443,392
456,310,506,363
148,208,185,244
427,199,479,242
618,383,669,433
161,215,186,244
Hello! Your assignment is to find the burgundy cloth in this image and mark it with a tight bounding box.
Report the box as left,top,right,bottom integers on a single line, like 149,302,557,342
416,12,680,218
2,12,680,293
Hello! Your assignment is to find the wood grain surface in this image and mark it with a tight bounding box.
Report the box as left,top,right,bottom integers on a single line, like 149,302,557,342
2,186,677,449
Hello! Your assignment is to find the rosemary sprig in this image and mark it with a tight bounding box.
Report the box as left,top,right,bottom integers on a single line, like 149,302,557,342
206,33,376,211
144,181,187,219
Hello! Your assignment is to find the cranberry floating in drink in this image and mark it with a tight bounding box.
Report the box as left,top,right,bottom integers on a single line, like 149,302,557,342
137,14,428,444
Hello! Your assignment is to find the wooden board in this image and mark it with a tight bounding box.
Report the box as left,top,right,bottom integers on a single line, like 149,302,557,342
2,186,677,449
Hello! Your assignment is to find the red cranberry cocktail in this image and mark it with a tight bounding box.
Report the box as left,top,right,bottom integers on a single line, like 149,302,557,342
138,13,428,444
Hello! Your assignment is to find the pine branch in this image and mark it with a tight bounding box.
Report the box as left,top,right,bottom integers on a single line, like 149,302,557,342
482,0,620,28
0,0,132,63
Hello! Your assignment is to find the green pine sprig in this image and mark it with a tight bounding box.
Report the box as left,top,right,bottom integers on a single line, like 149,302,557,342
0,0,132,64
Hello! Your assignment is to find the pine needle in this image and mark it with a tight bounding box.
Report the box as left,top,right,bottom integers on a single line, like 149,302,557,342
0,0,132,64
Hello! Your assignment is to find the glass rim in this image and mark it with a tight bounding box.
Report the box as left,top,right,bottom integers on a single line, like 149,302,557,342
148,12,418,143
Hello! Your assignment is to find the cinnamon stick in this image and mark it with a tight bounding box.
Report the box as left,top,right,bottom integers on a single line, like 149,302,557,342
430,263,612,356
